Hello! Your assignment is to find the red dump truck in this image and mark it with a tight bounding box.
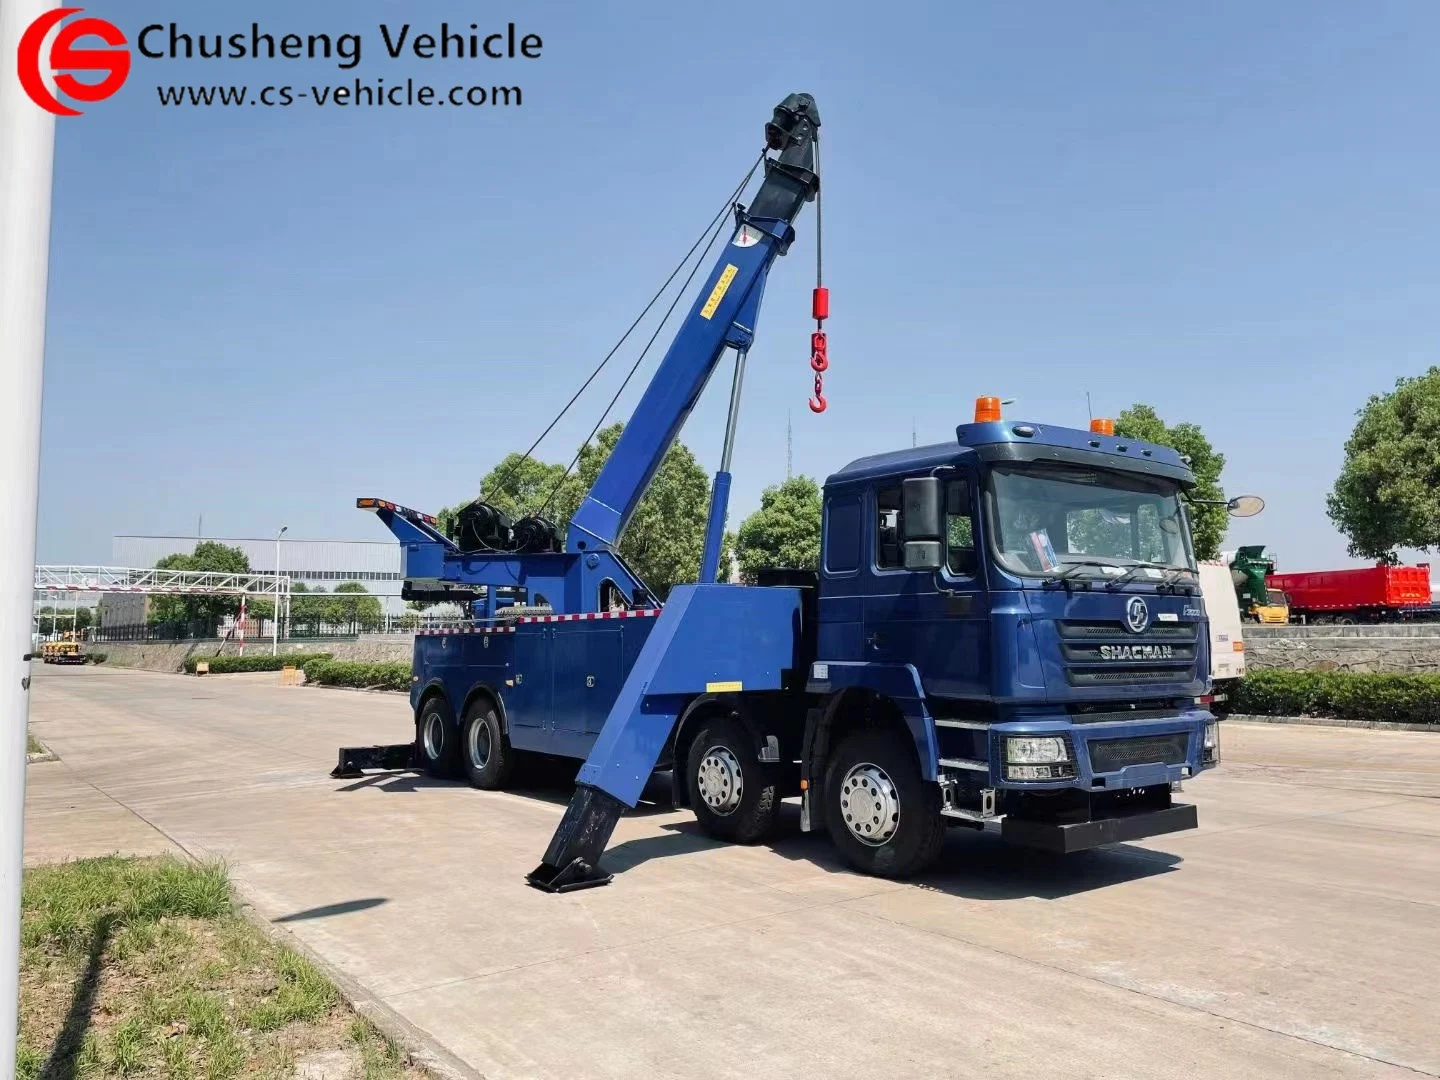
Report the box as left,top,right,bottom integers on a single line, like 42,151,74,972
1267,562,1434,623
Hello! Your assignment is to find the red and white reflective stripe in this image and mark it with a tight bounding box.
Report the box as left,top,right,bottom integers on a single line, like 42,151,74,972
515,608,662,625
416,626,518,637
415,609,661,636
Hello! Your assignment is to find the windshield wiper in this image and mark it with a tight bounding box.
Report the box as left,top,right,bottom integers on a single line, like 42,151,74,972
1041,558,1120,591
1103,562,1194,591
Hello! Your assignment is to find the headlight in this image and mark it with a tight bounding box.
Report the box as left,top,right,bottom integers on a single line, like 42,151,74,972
1005,736,1069,764
1202,721,1220,763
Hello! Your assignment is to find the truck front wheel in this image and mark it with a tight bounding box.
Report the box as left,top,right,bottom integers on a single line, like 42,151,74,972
685,716,778,844
823,728,945,879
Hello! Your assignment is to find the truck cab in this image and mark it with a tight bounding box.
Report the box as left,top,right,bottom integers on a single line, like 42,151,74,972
791,407,1223,873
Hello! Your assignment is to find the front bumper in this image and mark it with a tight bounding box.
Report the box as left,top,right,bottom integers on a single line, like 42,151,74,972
933,711,1215,851
982,712,1216,792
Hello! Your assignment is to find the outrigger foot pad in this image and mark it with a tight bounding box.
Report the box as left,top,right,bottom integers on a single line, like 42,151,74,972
331,744,416,779
526,783,627,893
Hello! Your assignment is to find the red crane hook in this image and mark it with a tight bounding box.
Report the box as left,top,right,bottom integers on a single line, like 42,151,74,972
808,287,829,413
808,329,828,412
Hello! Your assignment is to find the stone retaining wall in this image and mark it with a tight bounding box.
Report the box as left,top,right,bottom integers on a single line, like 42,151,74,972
1245,626,1440,674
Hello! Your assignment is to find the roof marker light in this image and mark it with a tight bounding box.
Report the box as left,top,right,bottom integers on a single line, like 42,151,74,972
975,396,1002,423
1089,418,1115,435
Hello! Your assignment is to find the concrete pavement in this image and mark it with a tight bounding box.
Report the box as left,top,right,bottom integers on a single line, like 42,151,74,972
23,665,1440,1079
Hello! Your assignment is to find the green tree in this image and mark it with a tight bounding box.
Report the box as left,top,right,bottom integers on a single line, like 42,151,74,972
550,423,712,599
146,541,253,627
733,476,823,583
288,583,330,629
1327,367,1440,561
34,606,94,635
327,582,383,629
1113,404,1228,560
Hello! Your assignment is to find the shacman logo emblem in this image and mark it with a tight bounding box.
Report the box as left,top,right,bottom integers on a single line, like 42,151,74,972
1124,596,1151,635
16,8,131,116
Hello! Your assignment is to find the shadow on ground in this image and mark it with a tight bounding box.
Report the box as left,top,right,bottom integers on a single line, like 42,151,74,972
332,757,679,816
335,764,1181,900
42,914,113,1080
602,804,1182,902
274,897,389,922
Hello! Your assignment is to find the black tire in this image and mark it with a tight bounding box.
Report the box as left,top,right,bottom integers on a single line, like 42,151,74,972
415,695,461,779
823,727,945,879
685,715,778,843
460,696,513,790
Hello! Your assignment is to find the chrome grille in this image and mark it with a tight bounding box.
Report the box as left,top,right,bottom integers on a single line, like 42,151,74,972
1058,618,1199,688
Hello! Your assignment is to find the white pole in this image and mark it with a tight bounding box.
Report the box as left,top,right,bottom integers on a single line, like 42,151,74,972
0,0,57,1067
273,526,286,655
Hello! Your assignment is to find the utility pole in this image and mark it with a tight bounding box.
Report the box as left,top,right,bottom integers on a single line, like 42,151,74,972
273,526,287,655
1,0,57,1067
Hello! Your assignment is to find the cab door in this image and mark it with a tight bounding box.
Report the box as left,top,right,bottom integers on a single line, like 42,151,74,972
861,474,988,699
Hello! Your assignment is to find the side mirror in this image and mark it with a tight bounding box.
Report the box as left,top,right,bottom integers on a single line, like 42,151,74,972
901,477,944,572
902,477,943,541
1226,495,1265,518
904,541,944,572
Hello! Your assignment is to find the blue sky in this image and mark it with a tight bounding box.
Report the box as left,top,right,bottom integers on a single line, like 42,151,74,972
35,0,1440,573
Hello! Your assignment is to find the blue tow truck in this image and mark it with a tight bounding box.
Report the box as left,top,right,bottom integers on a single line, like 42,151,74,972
336,92,1262,891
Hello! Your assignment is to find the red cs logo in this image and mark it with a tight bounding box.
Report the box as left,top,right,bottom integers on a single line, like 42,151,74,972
16,8,130,116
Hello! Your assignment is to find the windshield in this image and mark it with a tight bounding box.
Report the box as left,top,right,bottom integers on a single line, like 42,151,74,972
986,462,1194,578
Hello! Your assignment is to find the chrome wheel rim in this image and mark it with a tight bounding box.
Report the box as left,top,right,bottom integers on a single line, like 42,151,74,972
696,745,744,816
840,762,900,846
467,715,492,769
423,713,444,760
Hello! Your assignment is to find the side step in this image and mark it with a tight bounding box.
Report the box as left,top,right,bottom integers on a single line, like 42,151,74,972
331,743,416,779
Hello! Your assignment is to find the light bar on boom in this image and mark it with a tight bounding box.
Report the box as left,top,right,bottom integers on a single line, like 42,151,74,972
356,498,439,527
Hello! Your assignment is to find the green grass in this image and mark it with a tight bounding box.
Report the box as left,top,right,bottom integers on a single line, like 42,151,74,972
27,732,45,756
17,855,421,1080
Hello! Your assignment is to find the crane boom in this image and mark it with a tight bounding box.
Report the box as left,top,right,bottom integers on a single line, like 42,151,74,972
357,93,820,615
566,93,820,555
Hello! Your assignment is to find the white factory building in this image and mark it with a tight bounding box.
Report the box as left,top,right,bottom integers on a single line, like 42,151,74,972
110,534,406,616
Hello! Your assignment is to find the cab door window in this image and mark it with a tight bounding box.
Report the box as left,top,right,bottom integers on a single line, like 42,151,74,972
875,486,904,568
945,479,977,576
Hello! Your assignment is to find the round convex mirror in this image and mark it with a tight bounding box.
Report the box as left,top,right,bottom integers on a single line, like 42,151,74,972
1226,495,1265,518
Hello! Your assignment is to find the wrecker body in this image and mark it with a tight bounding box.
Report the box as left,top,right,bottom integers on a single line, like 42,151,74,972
341,93,1229,890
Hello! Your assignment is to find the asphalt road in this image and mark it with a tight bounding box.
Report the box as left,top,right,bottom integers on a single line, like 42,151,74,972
24,665,1440,1079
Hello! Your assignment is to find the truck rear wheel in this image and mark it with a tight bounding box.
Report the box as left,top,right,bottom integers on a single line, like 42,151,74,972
823,728,944,879
460,697,513,790
686,716,778,844
416,696,460,779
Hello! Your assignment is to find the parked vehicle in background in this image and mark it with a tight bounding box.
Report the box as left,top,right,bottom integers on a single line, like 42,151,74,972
1270,562,1434,624
39,632,85,664
1227,545,1289,623
1198,561,1244,720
